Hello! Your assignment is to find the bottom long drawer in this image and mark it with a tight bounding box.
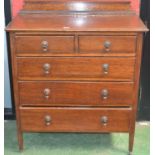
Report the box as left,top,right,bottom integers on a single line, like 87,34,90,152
20,107,131,132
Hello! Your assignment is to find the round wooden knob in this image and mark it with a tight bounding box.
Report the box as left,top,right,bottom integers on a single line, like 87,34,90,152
41,41,48,52
101,89,108,100
43,63,51,74
101,116,108,126
102,64,109,74
104,41,111,52
43,88,50,99
44,115,52,126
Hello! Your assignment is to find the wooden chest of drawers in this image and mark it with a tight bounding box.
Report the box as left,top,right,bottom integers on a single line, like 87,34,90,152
6,0,147,154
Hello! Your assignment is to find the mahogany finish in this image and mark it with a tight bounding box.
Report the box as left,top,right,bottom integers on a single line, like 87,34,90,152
19,81,134,106
79,35,136,53
20,107,131,132
17,57,135,81
23,1,131,11
6,0,148,154
15,35,75,53
7,14,147,32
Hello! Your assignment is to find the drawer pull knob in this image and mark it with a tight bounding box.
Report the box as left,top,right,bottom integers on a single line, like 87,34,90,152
104,41,111,52
43,63,51,74
102,64,109,74
41,41,48,52
43,88,50,99
44,115,52,126
101,89,108,99
101,116,108,126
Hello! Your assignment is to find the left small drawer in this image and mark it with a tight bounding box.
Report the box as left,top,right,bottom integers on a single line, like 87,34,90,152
15,35,75,54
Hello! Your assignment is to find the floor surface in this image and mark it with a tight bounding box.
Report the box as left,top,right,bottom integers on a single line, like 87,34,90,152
4,120,149,155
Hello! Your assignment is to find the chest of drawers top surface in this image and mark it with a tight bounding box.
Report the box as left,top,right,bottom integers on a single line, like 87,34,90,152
6,14,147,32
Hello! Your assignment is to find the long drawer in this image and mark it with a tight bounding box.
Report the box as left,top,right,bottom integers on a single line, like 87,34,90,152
20,107,131,132
19,81,133,106
17,57,135,81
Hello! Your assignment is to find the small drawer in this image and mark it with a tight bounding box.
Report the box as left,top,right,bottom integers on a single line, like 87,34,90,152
79,35,136,54
20,107,131,132
19,81,134,106
15,35,74,54
17,57,135,81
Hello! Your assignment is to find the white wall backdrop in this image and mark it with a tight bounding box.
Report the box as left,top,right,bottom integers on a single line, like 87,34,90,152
4,17,12,108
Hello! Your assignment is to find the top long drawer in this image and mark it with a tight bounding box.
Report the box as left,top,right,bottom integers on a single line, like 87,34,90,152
17,57,135,81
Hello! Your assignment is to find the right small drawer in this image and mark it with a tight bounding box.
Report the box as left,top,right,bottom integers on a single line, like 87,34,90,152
79,35,136,54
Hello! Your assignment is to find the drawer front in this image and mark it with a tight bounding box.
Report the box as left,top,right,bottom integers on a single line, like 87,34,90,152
15,36,74,54
79,36,136,54
20,107,131,132
19,81,133,106
17,57,135,81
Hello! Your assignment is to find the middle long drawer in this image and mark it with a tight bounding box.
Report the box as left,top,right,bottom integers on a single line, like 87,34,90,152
18,81,133,106
17,57,135,81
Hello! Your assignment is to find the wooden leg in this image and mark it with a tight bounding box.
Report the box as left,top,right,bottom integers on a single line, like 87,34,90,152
129,128,135,155
129,152,133,155
17,130,23,151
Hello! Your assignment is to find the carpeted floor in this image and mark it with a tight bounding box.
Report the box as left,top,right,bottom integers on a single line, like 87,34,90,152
4,120,149,155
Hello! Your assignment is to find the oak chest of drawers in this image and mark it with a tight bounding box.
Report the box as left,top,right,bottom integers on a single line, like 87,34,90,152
6,0,147,154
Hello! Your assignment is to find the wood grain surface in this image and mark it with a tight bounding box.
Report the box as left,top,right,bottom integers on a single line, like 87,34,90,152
19,81,134,106
6,0,147,152
20,107,131,132
17,57,135,81
6,14,148,32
